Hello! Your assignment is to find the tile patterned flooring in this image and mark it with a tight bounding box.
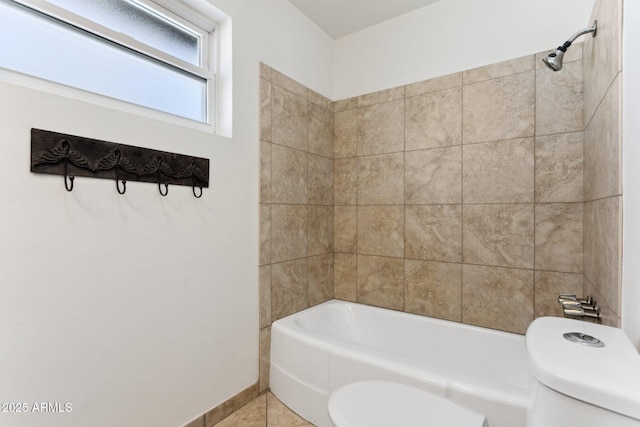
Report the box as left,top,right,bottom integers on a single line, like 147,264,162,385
213,392,313,427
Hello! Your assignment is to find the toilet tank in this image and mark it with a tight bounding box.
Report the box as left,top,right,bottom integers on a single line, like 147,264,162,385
526,317,640,427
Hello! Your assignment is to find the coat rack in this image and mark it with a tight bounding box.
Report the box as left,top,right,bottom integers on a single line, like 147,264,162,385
30,129,209,197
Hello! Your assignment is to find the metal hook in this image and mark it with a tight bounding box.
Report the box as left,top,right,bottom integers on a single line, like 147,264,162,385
65,175,74,192
154,157,169,196
114,161,126,195
158,180,169,196
116,179,126,195
185,163,203,198
63,158,74,192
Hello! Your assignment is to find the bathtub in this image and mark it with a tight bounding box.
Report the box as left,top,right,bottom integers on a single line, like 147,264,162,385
270,300,532,427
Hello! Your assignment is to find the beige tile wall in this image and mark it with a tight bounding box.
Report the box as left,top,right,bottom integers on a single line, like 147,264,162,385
258,63,335,394
582,0,623,326
334,49,586,335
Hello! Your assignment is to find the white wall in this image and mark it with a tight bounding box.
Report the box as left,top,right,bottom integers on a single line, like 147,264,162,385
0,1,332,426
622,0,640,349
333,0,595,100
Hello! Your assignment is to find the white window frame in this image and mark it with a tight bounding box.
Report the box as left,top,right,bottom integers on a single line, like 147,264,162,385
5,0,218,129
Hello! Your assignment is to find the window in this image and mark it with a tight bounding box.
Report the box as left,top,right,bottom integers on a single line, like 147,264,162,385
0,0,215,123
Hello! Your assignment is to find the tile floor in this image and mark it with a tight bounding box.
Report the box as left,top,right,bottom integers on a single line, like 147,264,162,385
212,392,313,427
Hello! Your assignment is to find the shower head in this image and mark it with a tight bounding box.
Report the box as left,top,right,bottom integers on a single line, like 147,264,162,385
542,21,597,72
542,48,565,72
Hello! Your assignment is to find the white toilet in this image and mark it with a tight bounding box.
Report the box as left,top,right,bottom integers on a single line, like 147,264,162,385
526,316,640,427
328,380,487,427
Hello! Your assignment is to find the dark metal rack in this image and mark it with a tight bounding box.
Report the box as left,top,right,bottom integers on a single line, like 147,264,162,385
30,128,209,198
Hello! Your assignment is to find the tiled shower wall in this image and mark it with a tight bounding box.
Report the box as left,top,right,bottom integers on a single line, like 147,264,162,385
258,64,335,393
331,50,585,335
582,0,623,326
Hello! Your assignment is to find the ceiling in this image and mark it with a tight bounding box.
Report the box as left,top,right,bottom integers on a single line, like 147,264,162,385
288,0,443,39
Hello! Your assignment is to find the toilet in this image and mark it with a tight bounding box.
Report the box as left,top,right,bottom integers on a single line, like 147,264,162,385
526,316,640,427
328,380,487,427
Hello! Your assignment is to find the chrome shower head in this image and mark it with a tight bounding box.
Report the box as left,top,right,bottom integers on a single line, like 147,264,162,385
543,48,565,71
542,21,597,72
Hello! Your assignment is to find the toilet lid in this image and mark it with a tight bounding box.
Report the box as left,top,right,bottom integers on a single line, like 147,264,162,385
328,381,487,427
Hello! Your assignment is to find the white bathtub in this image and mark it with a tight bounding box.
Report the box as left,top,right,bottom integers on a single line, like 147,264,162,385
270,300,532,427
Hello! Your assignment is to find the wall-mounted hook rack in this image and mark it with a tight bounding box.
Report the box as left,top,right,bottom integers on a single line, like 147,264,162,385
31,129,209,197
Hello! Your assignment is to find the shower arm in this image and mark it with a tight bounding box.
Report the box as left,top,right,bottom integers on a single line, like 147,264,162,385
559,21,597,51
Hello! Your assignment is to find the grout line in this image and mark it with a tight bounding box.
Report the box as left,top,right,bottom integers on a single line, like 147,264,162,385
460,78,465,322
582,51,587,303
355,102,359,304
305,95,310,307
264,391,269,427
533,61,538,319
268,80,274,331
402,91,406,312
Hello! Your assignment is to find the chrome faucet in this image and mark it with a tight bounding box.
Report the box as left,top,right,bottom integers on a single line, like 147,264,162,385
558,295,601,322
